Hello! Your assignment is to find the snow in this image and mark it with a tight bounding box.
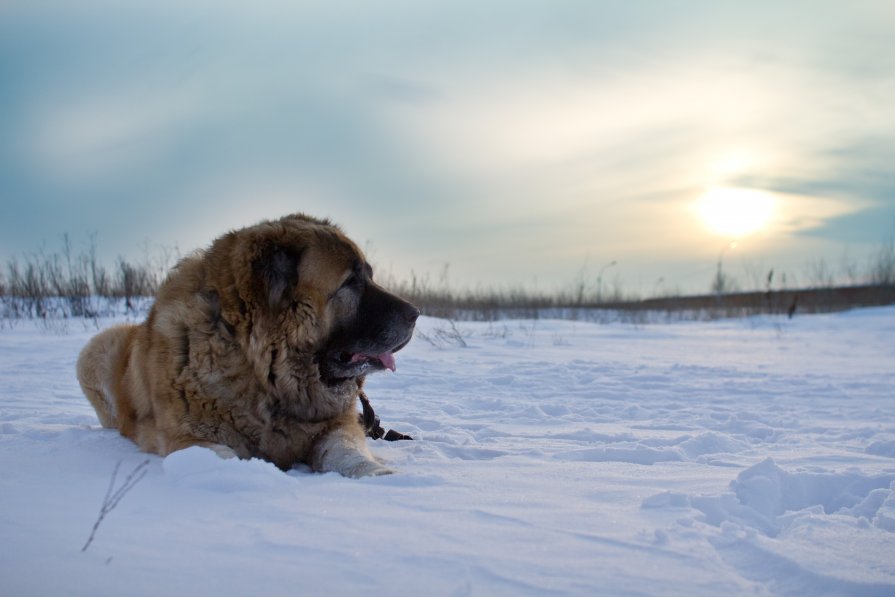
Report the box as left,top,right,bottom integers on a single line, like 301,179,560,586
1,307,894,596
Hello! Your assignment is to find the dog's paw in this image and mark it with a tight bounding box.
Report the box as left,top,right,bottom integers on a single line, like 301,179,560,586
343,459,395,478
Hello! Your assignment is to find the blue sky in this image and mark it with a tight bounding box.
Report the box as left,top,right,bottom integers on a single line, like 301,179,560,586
2,1,893,295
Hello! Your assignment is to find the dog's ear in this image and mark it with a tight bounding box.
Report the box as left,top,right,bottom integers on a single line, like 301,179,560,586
254,245,301,308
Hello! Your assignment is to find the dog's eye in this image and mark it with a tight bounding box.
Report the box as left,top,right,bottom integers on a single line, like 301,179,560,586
340,272,359,290
335,261,368,296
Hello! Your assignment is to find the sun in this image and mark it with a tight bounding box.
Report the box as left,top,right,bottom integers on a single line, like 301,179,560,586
696,187,775,237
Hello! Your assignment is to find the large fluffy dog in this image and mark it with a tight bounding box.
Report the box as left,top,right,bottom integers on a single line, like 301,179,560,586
77,214,418,477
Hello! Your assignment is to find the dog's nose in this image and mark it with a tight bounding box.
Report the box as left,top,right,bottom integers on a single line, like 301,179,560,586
404,304,420,324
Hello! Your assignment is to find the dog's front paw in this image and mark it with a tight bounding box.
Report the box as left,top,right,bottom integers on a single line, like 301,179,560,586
311,426,397,478
343,459,395,478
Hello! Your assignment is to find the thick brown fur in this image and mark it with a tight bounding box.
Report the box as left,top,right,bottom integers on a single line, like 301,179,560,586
77,214,418,477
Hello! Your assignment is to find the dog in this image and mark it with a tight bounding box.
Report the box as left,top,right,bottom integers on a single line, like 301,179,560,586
77,214,419,477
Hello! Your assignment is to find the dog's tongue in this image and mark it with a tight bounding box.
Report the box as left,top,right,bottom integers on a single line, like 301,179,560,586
351,351,397,372
377,352,397,372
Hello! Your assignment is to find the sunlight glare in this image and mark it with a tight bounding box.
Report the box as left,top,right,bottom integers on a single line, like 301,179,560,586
697,187,775,237
708,149,756,180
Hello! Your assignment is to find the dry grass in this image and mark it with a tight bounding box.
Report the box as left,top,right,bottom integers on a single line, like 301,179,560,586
2,234,894,323
0,235,174,321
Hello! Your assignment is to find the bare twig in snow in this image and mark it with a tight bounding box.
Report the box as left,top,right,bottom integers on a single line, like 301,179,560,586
415,320,468,349
82,459,150,552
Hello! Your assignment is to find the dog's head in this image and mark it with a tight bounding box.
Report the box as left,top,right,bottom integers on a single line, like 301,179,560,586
205,214,418,397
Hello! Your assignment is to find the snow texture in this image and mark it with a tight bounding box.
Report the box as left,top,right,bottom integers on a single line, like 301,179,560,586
1,307,894,596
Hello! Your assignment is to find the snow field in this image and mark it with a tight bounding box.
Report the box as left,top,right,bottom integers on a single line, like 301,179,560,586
1,307,894,595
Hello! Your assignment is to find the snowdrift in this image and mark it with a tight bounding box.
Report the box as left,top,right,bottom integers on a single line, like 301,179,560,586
1,308,894,595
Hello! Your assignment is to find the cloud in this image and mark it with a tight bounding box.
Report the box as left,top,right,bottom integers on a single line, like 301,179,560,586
26,86,204,184
768,192,871,235
1,0,894,292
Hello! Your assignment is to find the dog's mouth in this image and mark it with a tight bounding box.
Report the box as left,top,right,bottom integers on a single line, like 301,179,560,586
337,350,396,372
320,336,412,382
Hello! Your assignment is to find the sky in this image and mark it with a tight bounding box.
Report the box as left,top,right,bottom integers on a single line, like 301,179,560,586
2,1,894,296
